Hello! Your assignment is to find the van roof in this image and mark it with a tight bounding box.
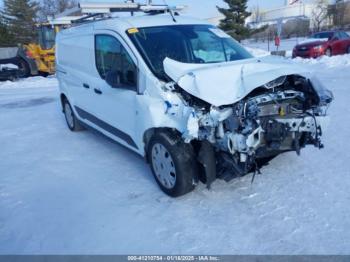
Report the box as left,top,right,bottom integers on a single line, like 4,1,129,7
117,14,212,28
58,14,213,37
80,14,211,31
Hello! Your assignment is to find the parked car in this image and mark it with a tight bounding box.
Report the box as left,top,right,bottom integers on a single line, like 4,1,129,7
293,31,350,58
57,12,333,197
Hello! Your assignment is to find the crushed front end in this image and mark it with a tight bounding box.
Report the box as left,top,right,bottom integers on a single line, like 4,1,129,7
180,75,333,186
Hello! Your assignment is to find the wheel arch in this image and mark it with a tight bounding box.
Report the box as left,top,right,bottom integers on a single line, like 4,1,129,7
143,127,182,161
60,93,68,112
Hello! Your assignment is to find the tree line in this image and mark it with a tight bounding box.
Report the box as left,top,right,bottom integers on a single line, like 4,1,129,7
0,0,77,47
0,0,273,47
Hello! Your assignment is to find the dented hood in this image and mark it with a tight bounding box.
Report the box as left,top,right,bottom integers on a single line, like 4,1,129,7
164,56,310,107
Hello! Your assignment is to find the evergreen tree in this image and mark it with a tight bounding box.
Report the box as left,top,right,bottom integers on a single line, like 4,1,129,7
2,0,39,45
0,13,14,47
217,0,252,41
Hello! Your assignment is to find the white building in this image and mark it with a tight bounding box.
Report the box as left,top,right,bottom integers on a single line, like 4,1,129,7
207,0,330,29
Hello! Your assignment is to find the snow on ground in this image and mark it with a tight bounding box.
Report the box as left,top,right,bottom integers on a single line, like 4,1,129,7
245,46,270,57
244,37,305,57
1,55,350,255
293,54,350,68
0,64,18,70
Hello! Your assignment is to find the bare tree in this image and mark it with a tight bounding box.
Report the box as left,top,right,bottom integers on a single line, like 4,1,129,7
311,0,329,32
56,0,77,13
250,5,263,25
40,0,56,17
39,0,77,21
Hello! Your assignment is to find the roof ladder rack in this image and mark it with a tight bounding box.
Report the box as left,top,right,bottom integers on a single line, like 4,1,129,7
78,1,185,14
52,1,186,25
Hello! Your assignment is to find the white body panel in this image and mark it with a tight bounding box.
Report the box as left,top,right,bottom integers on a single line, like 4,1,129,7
56,14,329,158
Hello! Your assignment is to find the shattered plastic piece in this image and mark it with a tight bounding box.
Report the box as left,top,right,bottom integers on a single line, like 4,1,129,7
183,111,199,142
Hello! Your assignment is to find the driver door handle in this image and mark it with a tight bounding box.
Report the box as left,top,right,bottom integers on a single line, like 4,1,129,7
94,88,102,95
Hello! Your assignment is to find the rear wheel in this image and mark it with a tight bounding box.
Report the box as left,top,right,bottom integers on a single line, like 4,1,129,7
325,48,332,57
63,99,84,132
148,131,197,197
16,58,30,78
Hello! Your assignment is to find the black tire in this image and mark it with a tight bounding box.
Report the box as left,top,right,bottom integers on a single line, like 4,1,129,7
347,46,350,54
147,131,197,197
16,58,30,78
39,72,49,78
325,48,332,57
63,98,84,132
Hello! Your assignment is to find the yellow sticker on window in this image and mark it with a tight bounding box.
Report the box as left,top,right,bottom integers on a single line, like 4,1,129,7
128,28,139,34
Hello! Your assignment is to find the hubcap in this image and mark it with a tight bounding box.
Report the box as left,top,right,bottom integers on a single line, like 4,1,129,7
151,143,176,189
64,103,74,128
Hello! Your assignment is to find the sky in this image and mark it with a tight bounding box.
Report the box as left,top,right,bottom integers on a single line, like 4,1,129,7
0,0,287,18
149,0,286,18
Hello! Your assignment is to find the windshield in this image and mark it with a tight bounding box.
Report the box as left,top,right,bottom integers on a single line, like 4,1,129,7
311,32,334,40
38,26,56,50
127,24,253,80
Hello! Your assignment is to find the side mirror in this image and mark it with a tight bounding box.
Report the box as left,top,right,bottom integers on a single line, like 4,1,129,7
105,70,136,90
331,37,339,41
105,71,121,88
126,70,136,85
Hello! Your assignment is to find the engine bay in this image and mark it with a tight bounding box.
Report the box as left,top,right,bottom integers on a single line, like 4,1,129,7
176,74,333,186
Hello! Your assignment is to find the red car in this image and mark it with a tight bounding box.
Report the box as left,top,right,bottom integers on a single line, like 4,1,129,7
293,31,350,58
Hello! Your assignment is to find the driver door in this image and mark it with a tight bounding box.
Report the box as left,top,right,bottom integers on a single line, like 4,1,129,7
87,32,139,150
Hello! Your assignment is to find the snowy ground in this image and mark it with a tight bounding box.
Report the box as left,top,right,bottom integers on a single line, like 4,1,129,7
244,37,305,57
1,54,350,254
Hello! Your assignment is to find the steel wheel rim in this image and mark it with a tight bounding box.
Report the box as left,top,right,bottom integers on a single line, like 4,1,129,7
64,103,74,129
151,143,176,189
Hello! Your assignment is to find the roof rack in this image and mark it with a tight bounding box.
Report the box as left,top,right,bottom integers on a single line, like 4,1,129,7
51,1,186,25
78,2,186,14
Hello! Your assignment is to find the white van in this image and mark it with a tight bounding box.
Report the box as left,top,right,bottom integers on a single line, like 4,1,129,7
56,10,332,197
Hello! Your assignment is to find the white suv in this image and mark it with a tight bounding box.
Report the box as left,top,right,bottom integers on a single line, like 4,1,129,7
56,13,332,197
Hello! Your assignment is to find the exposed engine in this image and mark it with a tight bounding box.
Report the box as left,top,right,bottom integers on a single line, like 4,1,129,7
178,74,333,186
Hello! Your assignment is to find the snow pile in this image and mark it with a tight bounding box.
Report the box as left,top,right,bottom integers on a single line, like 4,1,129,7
293,54,350,69
0,63,18,70
245,46,270,57
244,37,305,57
0,76,58,89
1,50,350,255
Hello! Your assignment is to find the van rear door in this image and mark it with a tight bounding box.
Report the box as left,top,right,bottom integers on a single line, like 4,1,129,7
57,32,95,114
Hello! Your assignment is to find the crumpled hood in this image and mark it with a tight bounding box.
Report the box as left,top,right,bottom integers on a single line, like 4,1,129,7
164,56,310,107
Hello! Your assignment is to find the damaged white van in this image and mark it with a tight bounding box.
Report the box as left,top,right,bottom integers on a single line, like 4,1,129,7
56,7,333,197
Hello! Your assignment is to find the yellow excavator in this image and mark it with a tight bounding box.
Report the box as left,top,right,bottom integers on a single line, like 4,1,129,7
24,14,80,76
24,23,58,76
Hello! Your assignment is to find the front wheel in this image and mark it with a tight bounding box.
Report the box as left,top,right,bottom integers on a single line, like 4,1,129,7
148,131,197,197
63,99,84,132
325,48,332,57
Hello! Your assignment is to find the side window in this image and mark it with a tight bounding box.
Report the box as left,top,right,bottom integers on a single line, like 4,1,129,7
95,34,137,88
340,32,349,39
334,32,340,40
